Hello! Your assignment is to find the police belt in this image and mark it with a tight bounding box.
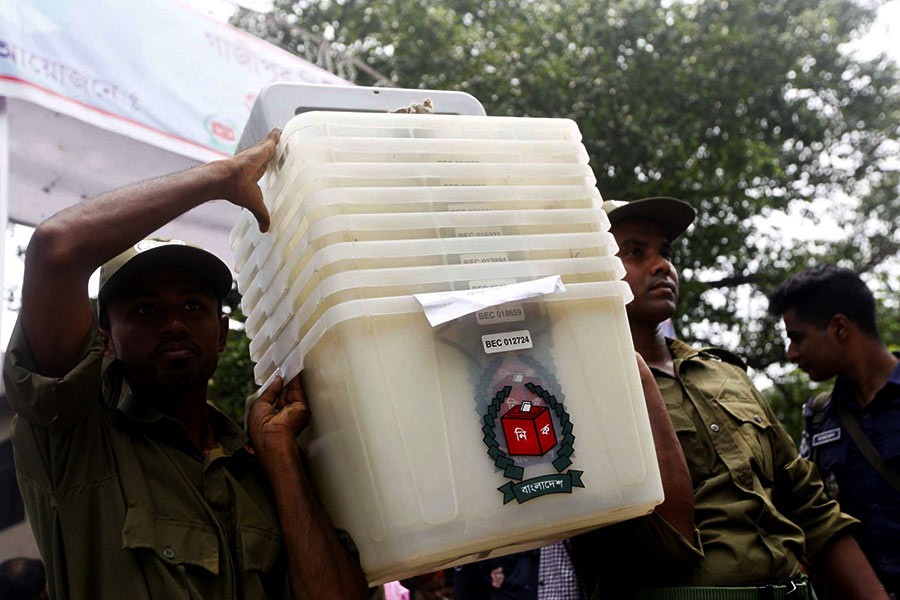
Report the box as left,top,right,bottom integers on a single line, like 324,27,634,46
630,575,814,600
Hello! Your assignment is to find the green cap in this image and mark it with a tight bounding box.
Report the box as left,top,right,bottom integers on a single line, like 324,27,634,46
601,197,696,240
97,238,232,311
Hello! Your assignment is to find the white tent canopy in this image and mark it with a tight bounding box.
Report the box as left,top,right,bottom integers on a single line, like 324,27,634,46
0,0,348,270
4,97,240,260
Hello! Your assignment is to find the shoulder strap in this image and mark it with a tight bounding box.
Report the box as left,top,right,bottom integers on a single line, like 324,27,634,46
811,392,831,411
809,392,831,430
837,405,900,494
699,347,747,370
803,392,832,464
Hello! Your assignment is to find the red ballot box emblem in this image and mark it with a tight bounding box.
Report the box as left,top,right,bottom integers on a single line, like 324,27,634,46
501,401,557,456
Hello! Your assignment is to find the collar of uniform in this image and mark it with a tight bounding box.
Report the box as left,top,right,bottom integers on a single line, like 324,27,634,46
888,352,900,386
666,338,700,360
102,358,151,420
832,351,900,410
207,405,252,454
665,338,747,368
829,376,855,409
103,358,250,455
640,338,699,379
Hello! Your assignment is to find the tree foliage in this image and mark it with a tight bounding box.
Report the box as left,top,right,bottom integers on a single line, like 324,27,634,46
208,288,256,423
232,0,900,440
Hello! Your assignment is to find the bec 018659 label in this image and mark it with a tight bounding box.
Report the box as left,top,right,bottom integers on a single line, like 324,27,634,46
476,303,525,325
482,330,533,354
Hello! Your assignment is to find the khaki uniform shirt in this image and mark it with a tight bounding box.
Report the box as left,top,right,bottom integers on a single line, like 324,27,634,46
573,340,858,592
3,319,290,600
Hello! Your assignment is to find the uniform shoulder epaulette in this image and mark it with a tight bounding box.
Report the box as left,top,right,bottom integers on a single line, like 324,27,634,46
803,391,833,419
698,347,747,370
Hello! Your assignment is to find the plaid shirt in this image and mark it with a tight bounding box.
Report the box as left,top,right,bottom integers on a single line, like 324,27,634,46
538,541,584,600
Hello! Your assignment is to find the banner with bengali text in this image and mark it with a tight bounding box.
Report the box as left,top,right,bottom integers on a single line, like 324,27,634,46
0,0,348,161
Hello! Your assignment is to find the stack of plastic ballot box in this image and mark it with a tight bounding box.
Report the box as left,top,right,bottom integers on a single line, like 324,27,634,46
230,110,663,585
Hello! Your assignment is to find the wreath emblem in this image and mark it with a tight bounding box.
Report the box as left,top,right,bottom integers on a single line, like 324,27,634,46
479,358,584,504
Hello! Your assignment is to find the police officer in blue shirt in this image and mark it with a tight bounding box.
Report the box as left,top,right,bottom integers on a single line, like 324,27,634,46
770,265,900,598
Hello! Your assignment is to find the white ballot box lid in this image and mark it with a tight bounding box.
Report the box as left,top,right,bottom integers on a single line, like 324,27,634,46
237,82,486,152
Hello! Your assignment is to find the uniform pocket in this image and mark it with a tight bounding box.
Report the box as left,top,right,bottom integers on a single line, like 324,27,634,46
718,397,775,484
664,399,714,485
240,524,283,572
122,504,220,575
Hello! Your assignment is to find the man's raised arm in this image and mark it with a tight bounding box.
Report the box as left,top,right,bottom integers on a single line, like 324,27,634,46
20,129,280,377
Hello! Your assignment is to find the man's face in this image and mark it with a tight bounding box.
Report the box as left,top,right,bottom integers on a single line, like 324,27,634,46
781,307,842,381
103,267,228,395
612,218,680,328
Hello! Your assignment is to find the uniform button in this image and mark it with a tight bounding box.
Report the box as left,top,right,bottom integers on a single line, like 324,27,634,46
710,424,720,433
163,548,176,560
753,415,763,423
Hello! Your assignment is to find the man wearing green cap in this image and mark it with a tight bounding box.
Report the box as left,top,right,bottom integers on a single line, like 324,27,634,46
3,129,369,599
572,197,888,599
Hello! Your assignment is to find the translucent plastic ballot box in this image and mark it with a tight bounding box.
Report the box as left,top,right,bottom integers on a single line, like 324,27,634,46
250,256,627,384
292,281,663,584
239,231,618,340
232,85,662,585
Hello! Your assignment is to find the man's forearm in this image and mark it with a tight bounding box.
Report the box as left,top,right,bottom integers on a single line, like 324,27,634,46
646,396,695,539
261,441,369,600
29,159,232,278
637,357,695,540
28,127,276,287
819,533,889,600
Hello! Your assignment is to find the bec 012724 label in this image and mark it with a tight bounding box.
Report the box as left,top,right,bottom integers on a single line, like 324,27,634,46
482,330,533,354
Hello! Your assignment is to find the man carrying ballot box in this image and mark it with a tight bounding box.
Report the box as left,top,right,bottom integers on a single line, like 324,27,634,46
3,129,370,599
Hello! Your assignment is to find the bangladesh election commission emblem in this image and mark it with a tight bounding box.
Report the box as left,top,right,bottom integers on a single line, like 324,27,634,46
478,354,584,504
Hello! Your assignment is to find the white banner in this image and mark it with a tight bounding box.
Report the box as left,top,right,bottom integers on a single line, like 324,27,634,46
0,0,347,161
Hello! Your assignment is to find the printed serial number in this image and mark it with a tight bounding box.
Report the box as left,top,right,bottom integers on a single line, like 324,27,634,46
476,304,526,326
481,330,533,354
455,229,504,238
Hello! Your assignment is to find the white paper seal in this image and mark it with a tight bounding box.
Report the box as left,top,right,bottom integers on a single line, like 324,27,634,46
414,275,565,327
